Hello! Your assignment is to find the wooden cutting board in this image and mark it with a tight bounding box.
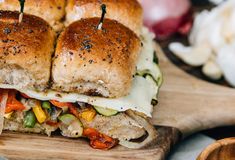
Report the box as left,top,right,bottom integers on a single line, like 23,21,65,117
1,44,235,160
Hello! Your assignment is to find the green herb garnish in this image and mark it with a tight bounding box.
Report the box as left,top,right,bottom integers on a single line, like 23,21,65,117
153,51,159,64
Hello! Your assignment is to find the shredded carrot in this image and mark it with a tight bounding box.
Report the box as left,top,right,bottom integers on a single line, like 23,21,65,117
83,128,118,150
5,90,25,113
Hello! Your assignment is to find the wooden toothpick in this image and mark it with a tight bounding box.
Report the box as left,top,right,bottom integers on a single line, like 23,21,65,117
18,0,25,23
97,4,107,30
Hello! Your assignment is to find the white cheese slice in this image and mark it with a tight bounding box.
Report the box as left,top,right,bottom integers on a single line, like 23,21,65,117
0,28,161,117
138,28,159,79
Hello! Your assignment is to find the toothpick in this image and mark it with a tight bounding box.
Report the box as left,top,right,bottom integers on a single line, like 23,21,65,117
97,4,107,30
19,12,23,23
18,0,25,23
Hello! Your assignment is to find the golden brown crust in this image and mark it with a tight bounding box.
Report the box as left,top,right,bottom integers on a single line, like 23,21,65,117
52,18,141,97
65,0,143,35
0,0,66,32
0,11,56,91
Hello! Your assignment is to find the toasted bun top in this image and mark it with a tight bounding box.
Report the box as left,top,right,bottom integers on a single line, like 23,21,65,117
0,11,56,90
0,0,66,32
65,0,143,36
52,18,141,97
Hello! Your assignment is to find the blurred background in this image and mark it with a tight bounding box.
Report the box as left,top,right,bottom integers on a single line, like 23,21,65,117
140,0,235,159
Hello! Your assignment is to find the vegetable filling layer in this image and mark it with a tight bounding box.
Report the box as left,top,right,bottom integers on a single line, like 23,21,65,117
2,90,121,149
1,89,158,149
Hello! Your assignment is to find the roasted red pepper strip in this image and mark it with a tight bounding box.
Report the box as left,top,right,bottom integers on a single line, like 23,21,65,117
68,104,80,118
5,90,25,113
50,100,72,108
83,128,118,150
50,100,80,118
20,93,31,99
46,120,60,127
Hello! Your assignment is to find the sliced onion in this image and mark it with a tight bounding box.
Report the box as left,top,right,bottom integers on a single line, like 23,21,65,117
0,90,8,134
119,110,157,149
141,0,192,39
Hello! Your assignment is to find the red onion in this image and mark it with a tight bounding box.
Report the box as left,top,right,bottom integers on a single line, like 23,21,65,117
0,90,8,134
141,0,192,40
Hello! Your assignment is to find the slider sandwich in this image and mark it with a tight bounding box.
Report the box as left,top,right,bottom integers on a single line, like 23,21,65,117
65,0,143,35
0,0,66,32
0,1,163,150
0,10,56,134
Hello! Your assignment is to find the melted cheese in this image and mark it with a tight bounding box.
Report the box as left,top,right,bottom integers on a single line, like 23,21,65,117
138,28,156,74
0,28,161,117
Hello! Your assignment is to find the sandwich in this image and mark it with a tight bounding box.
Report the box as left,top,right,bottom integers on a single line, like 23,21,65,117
0,0,162,150
0,11,56,134
65,0,143,36
0,0,65,32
